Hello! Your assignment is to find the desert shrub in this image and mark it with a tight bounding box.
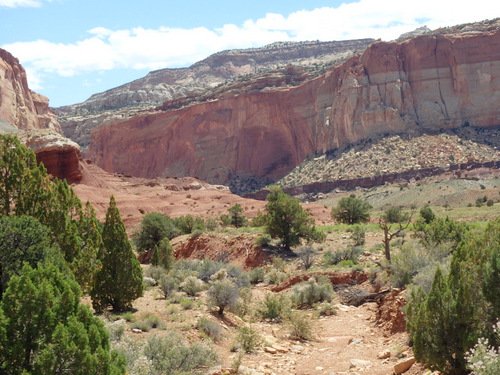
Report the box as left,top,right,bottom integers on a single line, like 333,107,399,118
291,276,334,307
144,333,218,375
120,311,136,323
225,264,250,288
248,267,265,284
270,256,286,271
287,311,315,341
390,243,430,288
231,286,253,317
132,320,153,332
144,314,165,329
179,298,195,310
350,225,366,246
106,320,126,341
419,205,436,224
255,233,272,247
143,276,156,288
173,215,205,235
197,259,223,281
264,268,287,285
151,238,175,270
487,199,494,207
316,301,337,316
159,275,179,298
197,318,223,342
144,266,169,283
322,246,362,266
205,218,218,231
466,322,500,375
257,292,292,321
235,326,263,353
296,244,317,270
180,276,205,296
207,279,240,316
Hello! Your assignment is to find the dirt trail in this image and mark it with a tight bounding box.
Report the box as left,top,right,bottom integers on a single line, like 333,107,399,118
234,301,422,375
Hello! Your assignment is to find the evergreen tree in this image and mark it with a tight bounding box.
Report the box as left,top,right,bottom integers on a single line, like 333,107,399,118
0,264,125,374
0,135,101,292
264,186,324,251
331,194,372,224
133,212,178,253
151,237,175,270
228,204,247,228
91,196,143,312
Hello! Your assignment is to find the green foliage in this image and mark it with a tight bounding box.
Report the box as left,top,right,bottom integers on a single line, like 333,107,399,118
264,186,324,251
322,246,362,266
255,233,272,247
419,205,436,224
287,311,315,341
248,267,265,284
0,264,125,375
0,135,102,292
291,276,334,308
257,293,292,321
173,215,205,235
350,225,366,246
487,199,494,207
414,217,469,250
296,244,317,270
133,212,178,253
406,219,500,375
250,210,268,227
91,196,143,312
150,237,175,270
383,206,408,224
197,318,223,342
227,203,247,228
179,275,205,296
331,194,372,225
143,333,218,375
0,215,59,297
159,275,179,298
235,326,263,353
207,278,240,315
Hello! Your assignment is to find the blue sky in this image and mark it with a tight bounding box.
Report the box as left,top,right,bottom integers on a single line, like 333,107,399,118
1,0,499,107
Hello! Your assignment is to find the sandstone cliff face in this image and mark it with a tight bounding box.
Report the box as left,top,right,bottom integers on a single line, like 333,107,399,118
0,48,61,132
88,30,500,190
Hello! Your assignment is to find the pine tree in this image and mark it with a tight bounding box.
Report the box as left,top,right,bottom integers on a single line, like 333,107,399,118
91,196,143,312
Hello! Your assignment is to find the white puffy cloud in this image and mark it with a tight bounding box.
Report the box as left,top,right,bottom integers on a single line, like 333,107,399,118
0,0,50,7
3,0,500,91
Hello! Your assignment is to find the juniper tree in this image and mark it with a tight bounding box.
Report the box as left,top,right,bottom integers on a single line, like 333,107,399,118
0,264,125,374
91,196,143,312
331,194,371,225
151,237,175,270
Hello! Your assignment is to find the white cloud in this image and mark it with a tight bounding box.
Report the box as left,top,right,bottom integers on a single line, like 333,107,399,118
0,0,50,7
3,0,500,91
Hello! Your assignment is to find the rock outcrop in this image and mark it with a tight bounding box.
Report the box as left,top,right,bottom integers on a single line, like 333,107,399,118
17,130,83,184
88,29,500,191
0,48,61,132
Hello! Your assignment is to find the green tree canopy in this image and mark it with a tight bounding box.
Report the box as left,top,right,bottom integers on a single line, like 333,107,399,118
151,237,175,270
264,186,324,251
133,212,179,253
331,194,372,225
0,215,61,297
0,135,101,292
227,204,247,228
91,196,143,312
0,264,125,374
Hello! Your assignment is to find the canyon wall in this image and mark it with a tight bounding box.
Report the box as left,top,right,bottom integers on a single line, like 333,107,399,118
0,48,61,132
88,30,500,189
0,48,81,183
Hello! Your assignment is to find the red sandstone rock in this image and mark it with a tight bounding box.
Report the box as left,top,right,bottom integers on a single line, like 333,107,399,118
87,31,500,186
0,48,61,132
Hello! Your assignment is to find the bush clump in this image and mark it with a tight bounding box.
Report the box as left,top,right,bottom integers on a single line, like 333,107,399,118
322,246,362,266
257,293,292,322
197,318,223,342
287,311,315,341
291,276,334,308
234,326,263,353
180,276,205,296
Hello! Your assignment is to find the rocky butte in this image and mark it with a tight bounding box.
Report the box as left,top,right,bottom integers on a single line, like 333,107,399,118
87,29,500,192
0,48,82,183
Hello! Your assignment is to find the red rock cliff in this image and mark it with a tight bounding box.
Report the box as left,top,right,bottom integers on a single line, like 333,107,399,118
0,48,61,132
88,31,500,187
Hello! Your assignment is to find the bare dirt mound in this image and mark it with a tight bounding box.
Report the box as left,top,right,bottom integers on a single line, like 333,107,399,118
171,233,271,270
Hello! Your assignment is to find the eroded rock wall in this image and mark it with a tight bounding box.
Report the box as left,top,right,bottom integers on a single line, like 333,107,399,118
88,31,500,188
0,48,61,132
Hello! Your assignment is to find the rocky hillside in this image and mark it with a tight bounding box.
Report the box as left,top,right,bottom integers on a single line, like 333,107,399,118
87,23,500,193
276,126,500,189
56,39,374,146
